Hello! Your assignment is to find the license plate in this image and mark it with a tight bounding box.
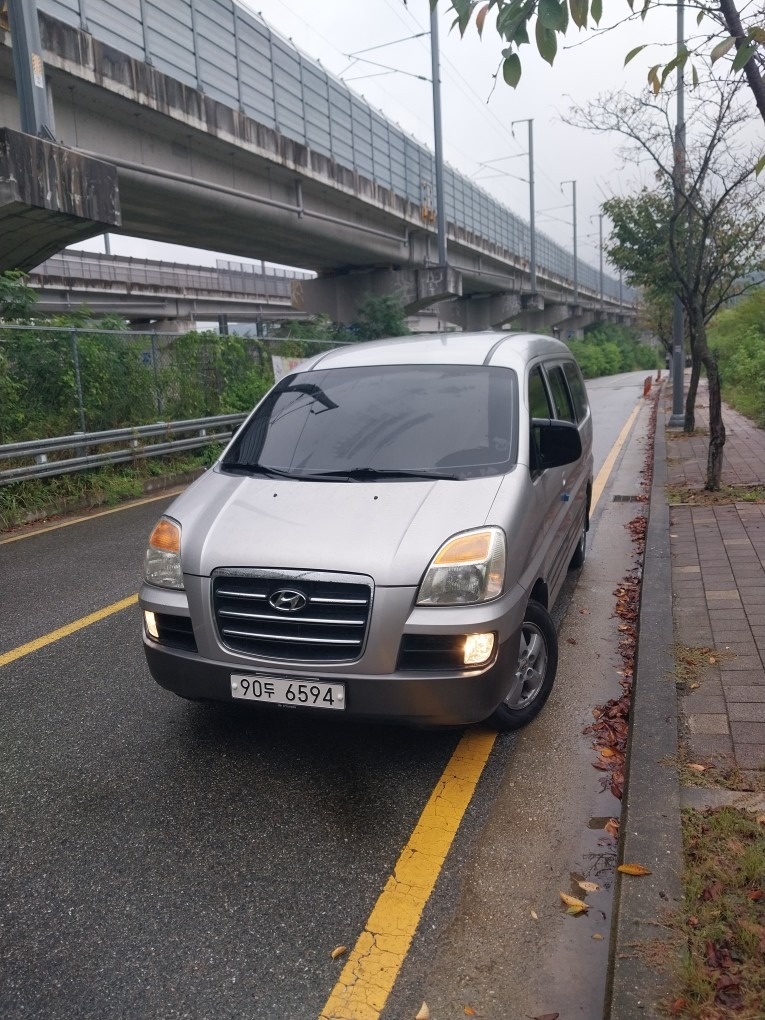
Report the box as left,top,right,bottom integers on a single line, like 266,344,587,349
230,673,345,711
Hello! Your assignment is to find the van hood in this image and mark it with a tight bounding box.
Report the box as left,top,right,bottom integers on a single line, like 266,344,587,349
173,468,511,586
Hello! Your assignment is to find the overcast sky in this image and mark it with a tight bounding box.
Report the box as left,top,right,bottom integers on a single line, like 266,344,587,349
72,0,678,272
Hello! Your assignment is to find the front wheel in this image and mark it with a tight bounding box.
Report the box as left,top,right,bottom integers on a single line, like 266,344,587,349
489,600,558,731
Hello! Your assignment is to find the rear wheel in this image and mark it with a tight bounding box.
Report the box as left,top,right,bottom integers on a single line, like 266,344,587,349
490,600,558,731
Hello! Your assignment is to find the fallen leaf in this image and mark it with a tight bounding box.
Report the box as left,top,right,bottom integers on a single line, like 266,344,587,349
567,637,577,645
605,818,620,839
331,945,348,960
618,863,652,876
689,682,700,690
415,1004,430,1020
757,816,765,826
578,881,600,893
745,890,763,901
670,999,687,1016
591,933,604,940
559,892,589,914
599,747,616,758
709,656,716,664
464,1008,477,1017
530,909,538,920
687,763,708,772
529,1014,560,1020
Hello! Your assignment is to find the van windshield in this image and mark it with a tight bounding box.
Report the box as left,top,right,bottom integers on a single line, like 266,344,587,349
221,364,519,481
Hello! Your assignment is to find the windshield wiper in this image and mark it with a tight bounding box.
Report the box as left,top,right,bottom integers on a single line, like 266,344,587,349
221,462,298,479
306,467,459,481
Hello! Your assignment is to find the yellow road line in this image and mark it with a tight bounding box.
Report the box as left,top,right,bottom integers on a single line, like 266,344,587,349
591,402,642,512
0,595,138,668
0,490,181,545
318,727,498,1020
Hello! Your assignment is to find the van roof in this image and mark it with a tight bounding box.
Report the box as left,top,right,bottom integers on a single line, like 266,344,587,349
302,331,572,372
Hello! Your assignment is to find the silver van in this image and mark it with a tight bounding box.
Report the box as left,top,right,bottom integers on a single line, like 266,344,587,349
139,331,592,730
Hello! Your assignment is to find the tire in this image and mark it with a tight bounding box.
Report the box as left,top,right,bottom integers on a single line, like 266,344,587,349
569,517,587,570
489,600,558,731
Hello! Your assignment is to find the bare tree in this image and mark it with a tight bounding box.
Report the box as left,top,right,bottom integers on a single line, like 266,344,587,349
568,79,765,488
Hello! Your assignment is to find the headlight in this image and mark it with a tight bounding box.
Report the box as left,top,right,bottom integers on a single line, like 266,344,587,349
144,517,184,589
416,528,506,606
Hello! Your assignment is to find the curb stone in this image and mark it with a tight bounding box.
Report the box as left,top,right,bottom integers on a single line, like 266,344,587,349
607,396,684,1019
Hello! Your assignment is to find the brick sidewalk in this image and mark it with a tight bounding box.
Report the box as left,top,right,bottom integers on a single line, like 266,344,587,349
665,382,765,774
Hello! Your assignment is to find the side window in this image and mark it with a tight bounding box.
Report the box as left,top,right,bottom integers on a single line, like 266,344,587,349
528,367,553,419
527,367,552,475
563,361,590,423
545,365,576,423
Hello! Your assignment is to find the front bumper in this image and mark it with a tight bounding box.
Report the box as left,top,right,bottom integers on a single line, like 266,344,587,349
142,635,521,727
139,575,527,727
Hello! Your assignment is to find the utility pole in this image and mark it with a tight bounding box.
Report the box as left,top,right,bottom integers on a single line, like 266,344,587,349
7,0,55,138
511,119,536,293
561,179,578,303
429,8,447,266
669,0,687,426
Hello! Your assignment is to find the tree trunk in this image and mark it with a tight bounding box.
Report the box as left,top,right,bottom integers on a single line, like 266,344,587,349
690,303,726,490
684,351,700,433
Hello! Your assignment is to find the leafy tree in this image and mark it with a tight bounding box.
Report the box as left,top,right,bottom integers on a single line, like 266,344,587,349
0,271,36,322
433,0,765,137
573,81,765,488
708,287,765,424
353,294,411,340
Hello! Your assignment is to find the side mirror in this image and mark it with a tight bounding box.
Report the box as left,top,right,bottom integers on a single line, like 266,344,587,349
531,418,583,469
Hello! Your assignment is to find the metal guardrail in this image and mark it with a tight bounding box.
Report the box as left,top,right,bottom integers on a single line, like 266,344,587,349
0,414,247,485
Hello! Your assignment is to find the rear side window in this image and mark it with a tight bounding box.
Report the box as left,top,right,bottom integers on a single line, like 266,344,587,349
562,361,589,423
546,365,576,423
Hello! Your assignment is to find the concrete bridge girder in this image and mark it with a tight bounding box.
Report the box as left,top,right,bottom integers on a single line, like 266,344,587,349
436,292,522,331
292,266,463,323
0,127,121,271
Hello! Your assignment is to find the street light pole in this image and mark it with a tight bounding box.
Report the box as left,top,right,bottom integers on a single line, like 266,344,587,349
429,8,447,266
561,179,578,303
512,119,536,294
669,0,687,426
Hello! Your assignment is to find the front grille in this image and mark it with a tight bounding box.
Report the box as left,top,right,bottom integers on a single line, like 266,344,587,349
212,570,372,663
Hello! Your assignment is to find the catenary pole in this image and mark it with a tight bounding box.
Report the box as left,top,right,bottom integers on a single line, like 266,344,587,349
430,8,447,265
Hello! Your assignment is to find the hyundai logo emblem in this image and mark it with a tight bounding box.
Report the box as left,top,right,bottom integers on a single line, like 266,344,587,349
269,589,307,612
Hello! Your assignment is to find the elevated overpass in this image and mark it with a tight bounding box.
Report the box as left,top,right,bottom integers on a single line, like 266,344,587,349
27,250,313,329
0,0,636,331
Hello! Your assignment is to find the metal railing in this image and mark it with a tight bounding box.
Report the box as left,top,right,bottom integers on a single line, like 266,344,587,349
0,415,246,485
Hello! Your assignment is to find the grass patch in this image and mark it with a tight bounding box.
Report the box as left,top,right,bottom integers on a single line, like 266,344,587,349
666,428,710,439
670,744,765,794
667,485,765,506
665,807,765,1019
0,445,221,532
674,644,721,689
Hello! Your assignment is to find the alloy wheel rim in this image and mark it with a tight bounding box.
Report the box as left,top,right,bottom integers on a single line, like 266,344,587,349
507,623,547,709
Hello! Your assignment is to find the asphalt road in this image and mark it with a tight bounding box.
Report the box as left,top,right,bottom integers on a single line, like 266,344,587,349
0,370,654,1020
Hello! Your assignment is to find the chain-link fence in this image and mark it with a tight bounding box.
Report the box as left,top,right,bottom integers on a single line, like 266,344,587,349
0,325,346,445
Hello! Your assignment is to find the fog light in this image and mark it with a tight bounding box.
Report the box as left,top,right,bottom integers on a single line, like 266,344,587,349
144,610,159,640
464,632,495,666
